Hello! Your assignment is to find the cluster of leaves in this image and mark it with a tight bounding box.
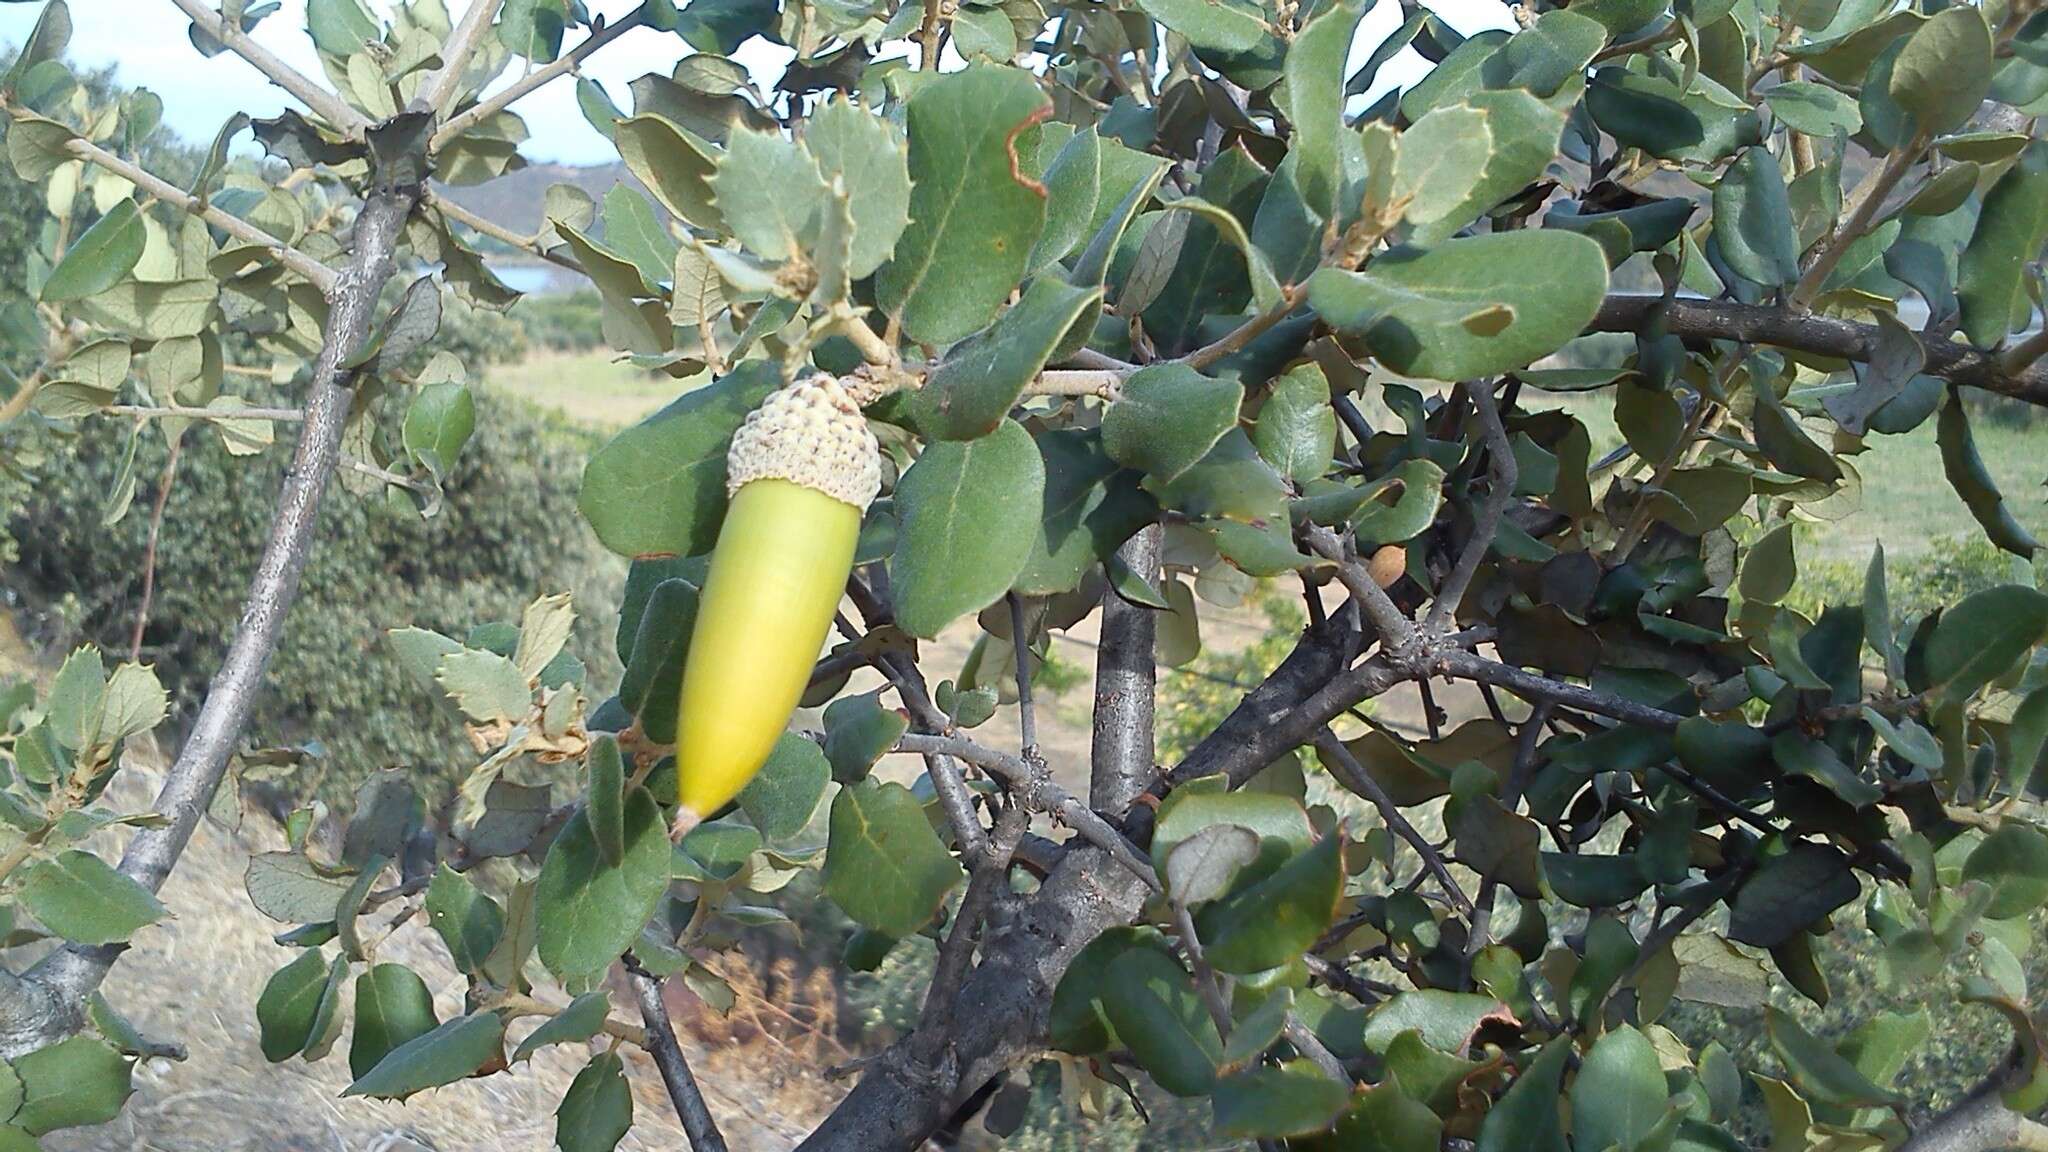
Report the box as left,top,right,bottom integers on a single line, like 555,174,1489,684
0,651,174,1141
3,0,2048,1145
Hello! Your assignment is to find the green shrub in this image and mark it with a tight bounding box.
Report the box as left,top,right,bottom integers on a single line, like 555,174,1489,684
3,394,621,801
510,288,607,352
1789,532,2028,626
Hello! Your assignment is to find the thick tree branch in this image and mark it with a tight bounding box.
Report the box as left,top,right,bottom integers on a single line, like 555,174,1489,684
802,609,1415,1152
1901,1075,2048,1152
915,802,1028,1060
1163,612,1397,793
417,0,506,116
1090,525,1160,810
629,966,730,1152
166,0,370,132
1590,296,2048,406
0,179,421,1058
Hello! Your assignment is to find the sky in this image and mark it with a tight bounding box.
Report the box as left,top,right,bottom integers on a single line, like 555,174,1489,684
0,0,1516,166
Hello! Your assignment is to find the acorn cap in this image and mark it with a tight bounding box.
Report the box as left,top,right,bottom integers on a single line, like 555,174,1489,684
725,375,882,510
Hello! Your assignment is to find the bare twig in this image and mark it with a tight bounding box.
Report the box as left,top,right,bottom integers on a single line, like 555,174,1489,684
1436,651,1685,732
1170,900,1235,1037
1028,369,1124,398
1283,1015,1350,1084
427,192,586,275
1181,284,1308,371
431,5,650,148
1590,295,2048,405
1300,525,1416,648
627,965,730,1152
1791,131,1930,309
1312,732,1474,919
916,0,948,69
497,991,647,1047
1425,383,1515,633
1466,700,1550,963
1998,324,2048,377
871,650,992,865
1091,526,1159,810
1007,595,1038,758
166,0,370,131
107,404,304,423
895,733,1160,891
128,439,182,663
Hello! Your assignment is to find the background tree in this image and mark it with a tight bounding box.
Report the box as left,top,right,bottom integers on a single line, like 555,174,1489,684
1,0,2047,1150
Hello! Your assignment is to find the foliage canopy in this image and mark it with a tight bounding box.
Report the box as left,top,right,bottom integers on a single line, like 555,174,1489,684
1,0,2048,1149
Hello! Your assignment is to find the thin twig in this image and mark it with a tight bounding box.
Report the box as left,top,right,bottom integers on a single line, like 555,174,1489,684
1283,1015,1349,1084
871,650,992,865
342,457,433,495
1008,594,1037,759
1029,369,1124,398
1181,284,1308,371
895,733,1161,891
428,192,587,275
1170,901,1234,1037
497,991,647,1047
23,117,338,291
165,0,369,131
627,964,729,1152
1425,382,1516,632
1790,130,1930,309
1467,702,1550,963
1436,651,1685,732
915,0,948,69
107,404,305,423
1300,525,1416,648
1998,325,2048,376
129,439,182,663
431,5,650,148
1313,731,1474,919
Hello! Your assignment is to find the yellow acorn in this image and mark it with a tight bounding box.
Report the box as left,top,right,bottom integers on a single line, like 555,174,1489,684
671,375,880,838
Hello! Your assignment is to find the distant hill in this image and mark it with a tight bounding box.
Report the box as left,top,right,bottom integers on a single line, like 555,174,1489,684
433,161,649,237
